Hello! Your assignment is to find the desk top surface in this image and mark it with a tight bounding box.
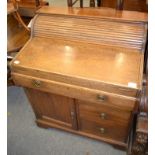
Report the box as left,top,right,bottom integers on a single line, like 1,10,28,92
12,37,143,90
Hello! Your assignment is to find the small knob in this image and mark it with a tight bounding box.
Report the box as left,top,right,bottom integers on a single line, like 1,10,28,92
100,113,106,119
70,111,75,119
33,80,41,88
100,128,105,134
97,94,106,101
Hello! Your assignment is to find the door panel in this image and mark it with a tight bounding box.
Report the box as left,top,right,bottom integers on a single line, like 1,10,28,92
25,88,77,129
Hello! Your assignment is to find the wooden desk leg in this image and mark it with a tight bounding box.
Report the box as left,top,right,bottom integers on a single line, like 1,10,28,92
116,0,124,10
90,0,95,7
67,0,72,6
97,0,101,7
35,0,40,7
80,0,83,7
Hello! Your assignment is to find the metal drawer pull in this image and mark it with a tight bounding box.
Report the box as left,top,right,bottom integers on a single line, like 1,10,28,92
100,113,106,119
100,128,105,134
70,111,75,119
33,80,41,88
97,94,106,101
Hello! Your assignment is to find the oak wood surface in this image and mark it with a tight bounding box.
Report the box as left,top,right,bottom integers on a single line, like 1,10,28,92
100,0,148,12
33,7,147,53
25,88,77,129
16,0,49,17
36,118,128,148
11,73,137,111
32,14,147,51
76,100,132,142
36,6,147,22
7,2,17,14
77,100,131,123
10,7,147,150
7,1,30,53
17,0,48,8
23,87,131,147
7,14,30,53
78,118,128,142
11,37,144,92
24,87,131,147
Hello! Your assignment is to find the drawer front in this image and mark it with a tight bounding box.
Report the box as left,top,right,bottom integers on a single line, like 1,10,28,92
77,100,132,125
79,119,129,142
12,73,137,111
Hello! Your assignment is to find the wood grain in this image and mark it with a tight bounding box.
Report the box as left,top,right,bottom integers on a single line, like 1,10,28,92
33,7,147,51
25,88,77,129
36,118,128,148
36,6,147,22
7,14,30,53
11,37,144,94
76,100,132,123
10,7,147,150
12,73,137,111
16,0,49,17
78,118,128,142
100,0,147,12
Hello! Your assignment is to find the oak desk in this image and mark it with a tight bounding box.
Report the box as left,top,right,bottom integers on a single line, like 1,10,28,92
11,7,147,151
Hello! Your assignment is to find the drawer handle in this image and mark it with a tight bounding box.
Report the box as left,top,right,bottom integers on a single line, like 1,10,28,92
97,94,106,101
33,80,41,88
100,128,105,134
100,113,106,119
70,111,75,119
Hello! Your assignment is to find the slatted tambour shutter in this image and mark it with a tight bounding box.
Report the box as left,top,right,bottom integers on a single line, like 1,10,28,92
32,14,147,51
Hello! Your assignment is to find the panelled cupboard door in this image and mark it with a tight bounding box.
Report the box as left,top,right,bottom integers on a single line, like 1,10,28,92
24,88,77,130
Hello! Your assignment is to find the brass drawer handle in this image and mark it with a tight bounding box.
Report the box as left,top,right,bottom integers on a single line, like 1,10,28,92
100,113,106,119
70,111,75,119
33,80,41,88
100,128,105,134
97,94,106,101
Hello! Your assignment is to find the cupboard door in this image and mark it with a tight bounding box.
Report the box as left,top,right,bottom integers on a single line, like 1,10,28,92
25,88,77,130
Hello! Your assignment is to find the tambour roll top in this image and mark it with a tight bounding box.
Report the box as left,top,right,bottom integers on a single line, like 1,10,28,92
32,6,147,51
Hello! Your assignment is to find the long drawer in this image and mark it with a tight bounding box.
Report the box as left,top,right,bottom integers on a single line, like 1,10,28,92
77,100,132,125
12,73,137,111
79,118,129,142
